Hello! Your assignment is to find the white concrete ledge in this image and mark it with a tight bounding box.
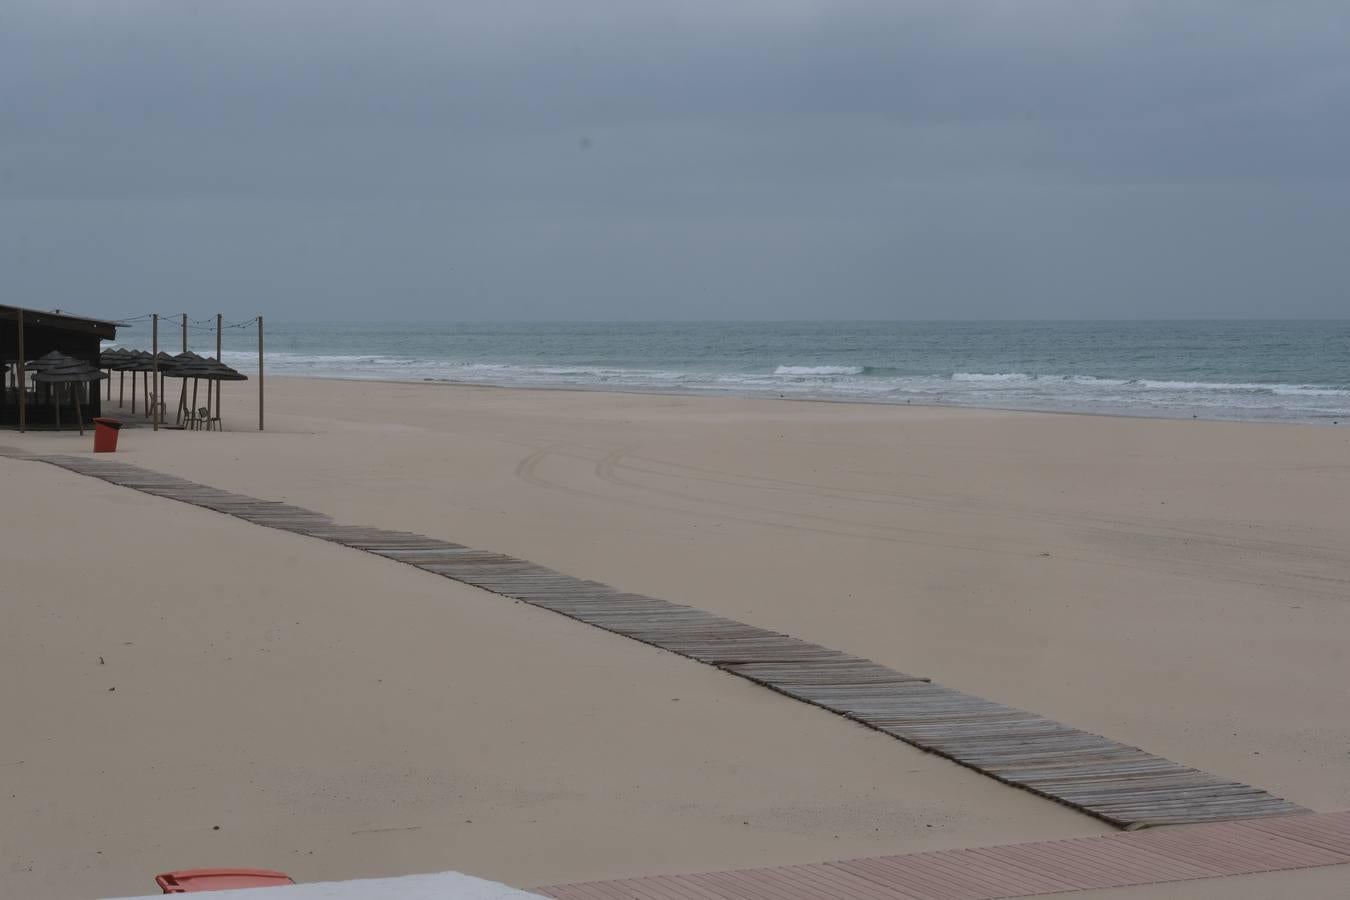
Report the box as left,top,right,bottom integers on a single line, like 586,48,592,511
107,869,544,899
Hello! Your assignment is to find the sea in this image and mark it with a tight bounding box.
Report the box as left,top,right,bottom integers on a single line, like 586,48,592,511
107,320,1350,424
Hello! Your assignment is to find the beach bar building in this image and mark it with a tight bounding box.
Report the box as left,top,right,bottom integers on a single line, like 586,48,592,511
1,305,118,429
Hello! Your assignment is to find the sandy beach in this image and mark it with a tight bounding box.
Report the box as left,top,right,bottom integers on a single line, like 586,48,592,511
5,377,1349,898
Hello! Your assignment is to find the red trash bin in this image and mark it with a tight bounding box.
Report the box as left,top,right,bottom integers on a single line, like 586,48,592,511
155,868,295,893
92,417,122,453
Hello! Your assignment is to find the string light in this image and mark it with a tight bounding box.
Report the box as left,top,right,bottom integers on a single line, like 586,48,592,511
107,314,261,329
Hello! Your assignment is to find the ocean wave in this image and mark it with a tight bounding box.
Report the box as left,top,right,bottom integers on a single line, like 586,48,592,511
774,365,866,376
1271,384,1350,397
220,351,397,365
194,354,1350,404
951,372,1033,382
947,373,1350,397
174,352,1350,422
1130,379,1350,396
1134,379,1273,392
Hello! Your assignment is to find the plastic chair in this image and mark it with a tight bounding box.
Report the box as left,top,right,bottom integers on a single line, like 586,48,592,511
198,406,219,431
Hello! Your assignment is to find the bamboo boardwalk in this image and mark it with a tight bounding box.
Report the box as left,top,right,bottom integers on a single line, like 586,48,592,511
537,810,1350,899
3,449,1309,830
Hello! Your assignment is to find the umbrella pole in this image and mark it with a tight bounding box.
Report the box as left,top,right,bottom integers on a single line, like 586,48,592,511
258,315,264,432
16,309,25,432
215,312,223,424
152,314,159,431
119,371,124,408
74,385,84,436
131,372,136,415
54,386,61,431
107,371,112,400
191,378,199,426
177,376,188,425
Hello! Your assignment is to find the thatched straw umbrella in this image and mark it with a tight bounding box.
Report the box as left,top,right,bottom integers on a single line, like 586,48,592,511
123,351,158,416
29,351,106,434
151,351,177,421
100,348,135,407
24,350,69,405
121,350,175,418
171,351,205,426
175,355,248,430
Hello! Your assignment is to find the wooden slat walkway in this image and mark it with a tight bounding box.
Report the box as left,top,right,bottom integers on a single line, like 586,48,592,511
2,449,1308,830
535,810,1350,899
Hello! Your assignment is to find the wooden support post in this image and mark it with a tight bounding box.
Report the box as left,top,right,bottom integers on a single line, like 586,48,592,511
152,314,160,431
258,315,264,431
119,371,124,408
176,374,186,426
16,308,25,433
216,312,223,424
177,312,188,424
191,377,199,425
74,383,84,436
107,367,112,400
131,370,136,415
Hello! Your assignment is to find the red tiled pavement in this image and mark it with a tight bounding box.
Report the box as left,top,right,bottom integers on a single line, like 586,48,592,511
536,811,1350,900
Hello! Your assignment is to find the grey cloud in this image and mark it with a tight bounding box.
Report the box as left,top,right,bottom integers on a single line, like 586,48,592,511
3,1,1348,319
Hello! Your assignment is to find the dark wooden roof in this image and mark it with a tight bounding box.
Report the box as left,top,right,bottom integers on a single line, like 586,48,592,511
0,305,119,340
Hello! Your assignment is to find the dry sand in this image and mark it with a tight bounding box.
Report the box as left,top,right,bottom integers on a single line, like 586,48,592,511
5,377,1350,898
1,457,1103,900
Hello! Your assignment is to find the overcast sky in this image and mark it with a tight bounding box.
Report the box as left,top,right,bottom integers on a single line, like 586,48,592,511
3,1,1348,320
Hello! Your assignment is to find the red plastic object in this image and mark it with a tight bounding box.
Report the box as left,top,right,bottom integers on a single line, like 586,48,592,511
92,417,122,453
156,869,295,893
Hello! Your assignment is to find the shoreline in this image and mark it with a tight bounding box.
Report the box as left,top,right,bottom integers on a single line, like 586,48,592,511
102,319,1350,428
265,371,1346,428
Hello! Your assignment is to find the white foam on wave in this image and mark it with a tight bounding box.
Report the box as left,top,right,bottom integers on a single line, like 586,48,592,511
951,372,1033,382
1131,379,1350,397
1135,379,1272,392
1271,384,1350,397
1067,375,1131,386
774,365,865,376
949,373,1350,398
